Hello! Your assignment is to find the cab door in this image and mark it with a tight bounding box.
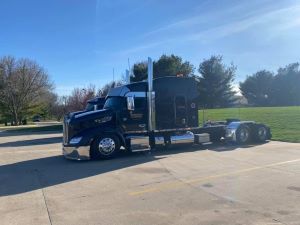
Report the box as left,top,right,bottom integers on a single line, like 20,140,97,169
174,96,188,127
120,96,148,133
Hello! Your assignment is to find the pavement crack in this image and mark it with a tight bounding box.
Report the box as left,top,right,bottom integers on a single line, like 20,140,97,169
273,218,289,225
156,158,208,192
156,159,184,183
34,169,53,225
152,158,253,206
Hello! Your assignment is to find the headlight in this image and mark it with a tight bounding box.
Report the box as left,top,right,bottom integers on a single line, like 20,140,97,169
70,136,82,144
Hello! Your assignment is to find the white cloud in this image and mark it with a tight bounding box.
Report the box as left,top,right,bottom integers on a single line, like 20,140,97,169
142,1,256,38
187,4,300,42
117,2,300,56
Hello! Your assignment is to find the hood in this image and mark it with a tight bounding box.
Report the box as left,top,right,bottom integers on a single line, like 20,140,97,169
70,108,113,123
63,108,115,145
67,110,86,119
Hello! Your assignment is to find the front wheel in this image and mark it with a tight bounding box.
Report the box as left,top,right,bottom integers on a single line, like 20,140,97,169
91,134,120,159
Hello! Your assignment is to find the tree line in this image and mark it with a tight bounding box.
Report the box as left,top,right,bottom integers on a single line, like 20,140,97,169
132,54,238,107
240,64,300,106
52,81,123,121
0,56,122,125
131,54,300,107
0,56,55,125
1,54,299,125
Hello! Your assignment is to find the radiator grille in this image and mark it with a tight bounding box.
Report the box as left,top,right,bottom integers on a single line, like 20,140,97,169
63,119,69,144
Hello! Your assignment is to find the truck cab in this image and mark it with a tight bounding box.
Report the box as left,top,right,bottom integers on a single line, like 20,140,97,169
62,76,200,160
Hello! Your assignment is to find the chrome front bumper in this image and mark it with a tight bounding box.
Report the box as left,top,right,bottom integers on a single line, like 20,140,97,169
62,145,90,160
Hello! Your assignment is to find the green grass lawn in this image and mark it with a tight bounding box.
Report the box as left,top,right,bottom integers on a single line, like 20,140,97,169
199,106,300,143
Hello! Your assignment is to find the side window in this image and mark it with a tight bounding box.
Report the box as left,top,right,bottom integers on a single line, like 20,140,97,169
134,97,146,110
97,104,104,110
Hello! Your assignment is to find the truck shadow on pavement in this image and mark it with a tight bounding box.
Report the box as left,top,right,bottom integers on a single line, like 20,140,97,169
205,142,268,152
0,143,264,197
0,136,62,147
0,152,162,197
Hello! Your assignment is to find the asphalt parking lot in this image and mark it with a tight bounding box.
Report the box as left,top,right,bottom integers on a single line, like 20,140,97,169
0,131,300,225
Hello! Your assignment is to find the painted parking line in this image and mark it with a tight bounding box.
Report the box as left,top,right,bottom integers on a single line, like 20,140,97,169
129,158,300,196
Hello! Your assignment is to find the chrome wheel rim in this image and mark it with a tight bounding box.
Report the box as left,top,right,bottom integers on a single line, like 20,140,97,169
258,127,267,140
99,138,115,155
239,128,249,143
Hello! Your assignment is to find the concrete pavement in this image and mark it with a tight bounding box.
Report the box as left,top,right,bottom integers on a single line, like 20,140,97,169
0,131,300,225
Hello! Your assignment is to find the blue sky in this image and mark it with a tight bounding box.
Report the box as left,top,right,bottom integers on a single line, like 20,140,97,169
1,0,300,95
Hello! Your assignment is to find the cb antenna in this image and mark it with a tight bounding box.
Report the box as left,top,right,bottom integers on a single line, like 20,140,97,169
128,58,131,72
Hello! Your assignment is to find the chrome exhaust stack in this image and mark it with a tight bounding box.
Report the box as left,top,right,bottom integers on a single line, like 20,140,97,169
147,57,156,132
125,69,130,84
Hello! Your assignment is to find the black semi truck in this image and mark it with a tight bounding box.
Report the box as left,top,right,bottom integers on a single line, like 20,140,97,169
62,58,271,160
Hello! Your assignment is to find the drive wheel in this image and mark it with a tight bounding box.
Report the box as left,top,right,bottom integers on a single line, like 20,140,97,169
91,134,120,159
255,125,268,143
236,125,251,144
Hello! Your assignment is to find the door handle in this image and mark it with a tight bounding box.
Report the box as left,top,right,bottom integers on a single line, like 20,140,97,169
138,124,146,128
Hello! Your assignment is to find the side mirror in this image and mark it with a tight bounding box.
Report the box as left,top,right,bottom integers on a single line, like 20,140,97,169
127,96,135,111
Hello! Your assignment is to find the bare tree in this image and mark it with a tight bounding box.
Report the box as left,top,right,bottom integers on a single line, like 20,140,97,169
0,56,53,125
98,80,123,97
50,96,69,121
51,81,124,119
67,85,96,112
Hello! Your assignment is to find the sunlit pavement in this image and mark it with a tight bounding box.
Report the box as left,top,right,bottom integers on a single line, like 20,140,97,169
0,131,300,225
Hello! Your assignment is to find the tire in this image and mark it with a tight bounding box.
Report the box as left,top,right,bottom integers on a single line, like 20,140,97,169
91,134,120,159
254,125,268,143
236,125,251,144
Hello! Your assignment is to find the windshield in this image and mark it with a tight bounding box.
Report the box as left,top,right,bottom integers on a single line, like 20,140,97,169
85,103,95,111
103,97,125,110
